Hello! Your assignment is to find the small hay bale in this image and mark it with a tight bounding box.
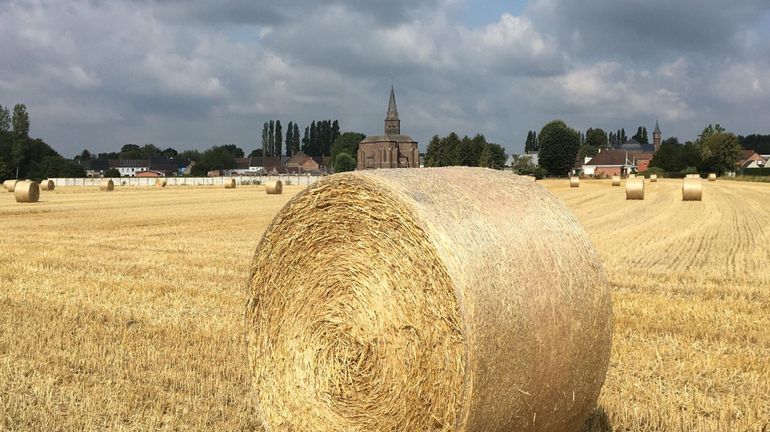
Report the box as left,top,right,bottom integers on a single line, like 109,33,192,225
3,179,18,192
628,173,636,179
682,178,703,201
99,179,114,192
14,180,40,203
625,177,645,200
570,176,580,188
611,176,621,186
224,178,237,189
39,179,55,191
245,167,613,432
687,174,700,179
265,180,282,194
708,173,717,182
650,174,658,182
155,178,167,188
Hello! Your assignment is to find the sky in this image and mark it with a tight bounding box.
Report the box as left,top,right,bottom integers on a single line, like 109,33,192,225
1,0,769,157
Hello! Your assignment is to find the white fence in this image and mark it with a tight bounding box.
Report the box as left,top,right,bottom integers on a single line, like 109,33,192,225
49,174,321,187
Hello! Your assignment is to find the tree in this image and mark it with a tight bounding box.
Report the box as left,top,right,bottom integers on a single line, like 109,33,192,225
0,104,10,132
285,121,294,156
525,131,533,153
301,126,310,154
190,145,238,175
511,155,546,179
119,144,142,159
424,133,461,167
292,123,300,155
275,120,283,158
681,141,702,170
268,120,275,156
333,152,356,173
219,144,244,158
105,168,121,177
649,137,683,172
162,147,178,158
585,128,608,148
700,132,741,174
140,144,161,159
80,149,92,161
12,104,30,138
308,121,317,155
697,124,725,145
577,143,599,161
331,132,366,160
739,134,770,154
261,122,269,156
479,143,507,169
538,120,581,176
458,134,486,166
249,148,263,157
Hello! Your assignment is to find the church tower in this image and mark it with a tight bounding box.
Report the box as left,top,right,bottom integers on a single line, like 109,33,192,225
384,85,400,135
653,120,662,152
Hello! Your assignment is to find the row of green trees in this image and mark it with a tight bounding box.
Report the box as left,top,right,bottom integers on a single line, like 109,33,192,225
424,133,507,169
650,124,742,175
0,103,85,181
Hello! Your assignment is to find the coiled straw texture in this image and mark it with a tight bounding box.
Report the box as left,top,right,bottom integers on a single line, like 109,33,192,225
99,179,114,191
14,181,40,203
265,180,282,194
682,178,703,201
245,167,613,432
626,177,645,200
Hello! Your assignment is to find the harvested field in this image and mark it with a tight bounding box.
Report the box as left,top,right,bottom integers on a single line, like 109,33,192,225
0,178,768,431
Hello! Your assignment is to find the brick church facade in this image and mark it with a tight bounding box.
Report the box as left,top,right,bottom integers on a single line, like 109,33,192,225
357,86,419,170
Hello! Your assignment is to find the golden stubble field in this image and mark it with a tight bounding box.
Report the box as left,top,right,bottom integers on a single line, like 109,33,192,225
0,178,768,431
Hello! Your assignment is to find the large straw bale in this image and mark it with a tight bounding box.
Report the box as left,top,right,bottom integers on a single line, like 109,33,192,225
682,178,703,201
650,174,658,182
155,178,167,188
708,173,717,182
14,181,39,203
39,179,55,191
245,167,613,432
3,179,18,192
569,176,579,188
265,180,282,194
611,176,621,186
99,179,114,191
626,177,645,200
224,178,236,189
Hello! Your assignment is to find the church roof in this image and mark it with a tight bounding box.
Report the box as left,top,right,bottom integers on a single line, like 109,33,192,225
654,120,661,134
619,138,655,153
361,134,416,143
386,85,398,121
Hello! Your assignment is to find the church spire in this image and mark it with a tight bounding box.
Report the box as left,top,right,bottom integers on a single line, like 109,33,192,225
654,120,661,135
385,84,400,135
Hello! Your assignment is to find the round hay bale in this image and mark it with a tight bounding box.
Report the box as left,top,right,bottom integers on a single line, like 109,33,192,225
3,179,18,192
245,167,613,432
708,173,717,182
569,176,579,188
14,180,40,203
686,174,700,179
682,178,703,201
265,180,283,194
625,177,645,200
628,173,636,179
224,178,236,189
611,176,621,186
99,179,114,192
39,179,55,191
155,178,167,188
650,174,658,182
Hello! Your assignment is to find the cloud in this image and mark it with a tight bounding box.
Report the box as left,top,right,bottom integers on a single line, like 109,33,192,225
0,0,768,156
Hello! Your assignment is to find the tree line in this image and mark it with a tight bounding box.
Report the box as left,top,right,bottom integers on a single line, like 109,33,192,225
650,124,743,175
425,133,507,169
0,103,85,181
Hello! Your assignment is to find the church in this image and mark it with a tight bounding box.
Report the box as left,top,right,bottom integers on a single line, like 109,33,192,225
357,85,420,170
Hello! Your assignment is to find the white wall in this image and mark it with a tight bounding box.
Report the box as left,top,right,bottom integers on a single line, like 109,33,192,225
49,174,321,187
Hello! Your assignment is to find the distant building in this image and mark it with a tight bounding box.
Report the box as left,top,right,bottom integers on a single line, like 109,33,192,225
582,149,635,177
110,159,149,177
136,170,165,178
79,159,109,177
357,85,419,170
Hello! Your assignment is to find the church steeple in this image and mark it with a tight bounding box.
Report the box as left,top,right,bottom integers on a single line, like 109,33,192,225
384,85,400,135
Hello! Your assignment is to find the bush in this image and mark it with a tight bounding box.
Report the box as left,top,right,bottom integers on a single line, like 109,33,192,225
105,168,121,178
333,152,356,173
742,167,770,176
